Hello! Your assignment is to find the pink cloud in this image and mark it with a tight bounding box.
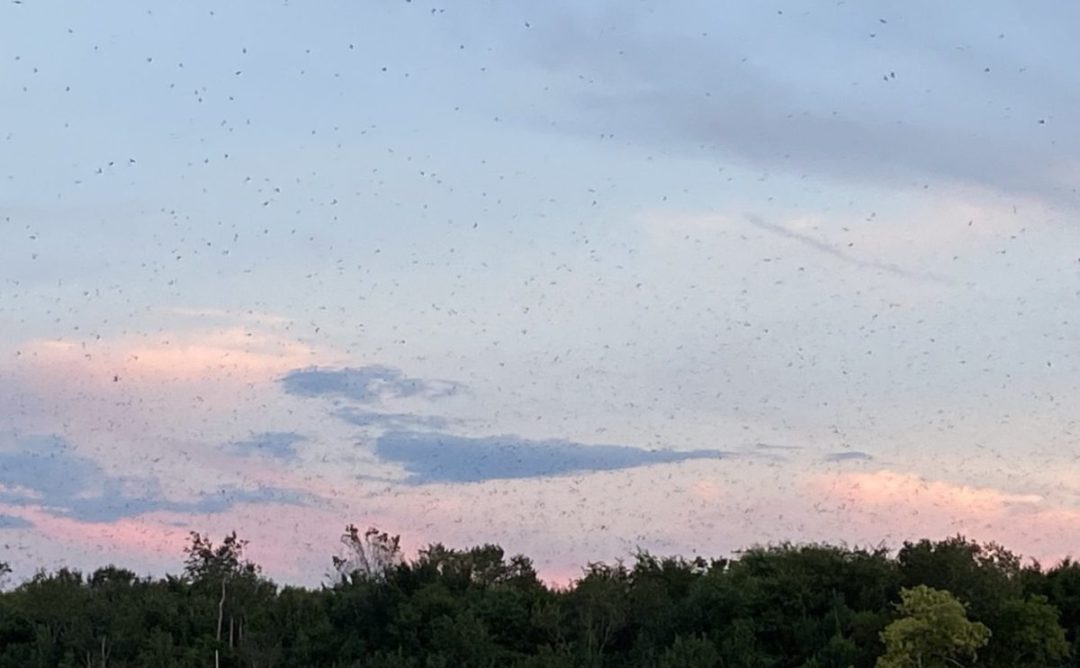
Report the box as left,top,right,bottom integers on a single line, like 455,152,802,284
0,502,346,582
808,469,1080,563
15,328,326,387
0,504,190,571
0,327,345,472
5,457,1079,588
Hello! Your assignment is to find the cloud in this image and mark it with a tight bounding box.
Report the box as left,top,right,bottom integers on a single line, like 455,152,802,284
334,407,451,431
229,432,306,460
0,435,101,505
16,328,319,386
0,515,32,529
0,434,310,522
816,469,1044,510
805,469,1080,564
281,366,463,405
510,1,1080,207
753,442,801,452
744,215,954,285
374,430,728,483
0,505,197,576
183,487,314,515
823,451,873,462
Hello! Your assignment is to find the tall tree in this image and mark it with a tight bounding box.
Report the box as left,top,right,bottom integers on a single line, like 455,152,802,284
331,525,403,584
876,585,990,668
183,531,264,668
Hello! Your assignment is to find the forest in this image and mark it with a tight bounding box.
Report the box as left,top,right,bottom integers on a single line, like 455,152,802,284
0,527,1078,667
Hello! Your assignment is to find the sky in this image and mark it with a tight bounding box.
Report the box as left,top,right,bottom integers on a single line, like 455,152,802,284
1,0,1080,584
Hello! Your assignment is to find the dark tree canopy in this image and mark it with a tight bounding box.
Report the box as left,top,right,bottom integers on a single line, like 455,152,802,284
0,532,1075,667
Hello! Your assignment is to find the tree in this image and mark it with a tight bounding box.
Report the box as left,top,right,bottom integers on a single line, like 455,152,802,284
183,531,264,668
0,534,1071,667
896,537,1019,620
570,561,631,665
659,634,719,668
984,595,1068,667
876,585,990,668
1044,559,1080,664
331,525,403,584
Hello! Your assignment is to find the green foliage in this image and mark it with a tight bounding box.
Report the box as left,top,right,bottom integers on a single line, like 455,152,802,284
659,634,719,667
876,585,990,668
988,595,1068,667
0,532,1073,667
332,525,403,584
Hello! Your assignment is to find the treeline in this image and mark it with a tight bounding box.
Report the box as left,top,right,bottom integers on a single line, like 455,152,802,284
1,528,1079,667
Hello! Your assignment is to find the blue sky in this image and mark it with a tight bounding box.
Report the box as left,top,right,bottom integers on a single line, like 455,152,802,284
1,1,1079,582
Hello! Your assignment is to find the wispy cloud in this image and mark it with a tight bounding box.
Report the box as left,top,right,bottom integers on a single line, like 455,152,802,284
507,1,1080,208
281,366,463,405
744,215,954,285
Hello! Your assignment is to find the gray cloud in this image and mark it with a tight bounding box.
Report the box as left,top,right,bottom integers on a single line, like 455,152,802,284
508,1,1080,207
0,515,31,530
229,432,306,460
0,436,100,502
0,435,309,522
375,430,728,484
187,487,313,514
753,443,801,452
281,366,462,405
334,407,451,431
823,451,874,462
